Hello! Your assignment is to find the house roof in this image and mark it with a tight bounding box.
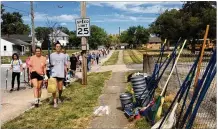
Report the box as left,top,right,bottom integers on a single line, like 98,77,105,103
2,37,31,46
49,30,69,37
2,34,32,42
148,37,162,43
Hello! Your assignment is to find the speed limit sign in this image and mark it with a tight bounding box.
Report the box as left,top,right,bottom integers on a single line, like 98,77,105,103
76,18,90,37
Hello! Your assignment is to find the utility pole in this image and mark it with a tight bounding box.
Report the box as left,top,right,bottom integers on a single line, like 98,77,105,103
30,1,35,54
119,27,120,36
81,1,87,85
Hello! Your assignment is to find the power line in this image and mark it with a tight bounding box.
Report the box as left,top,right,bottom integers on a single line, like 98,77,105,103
3,5,30,15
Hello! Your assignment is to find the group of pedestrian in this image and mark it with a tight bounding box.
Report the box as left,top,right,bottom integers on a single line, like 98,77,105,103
8,44,110,108
9,42,79,108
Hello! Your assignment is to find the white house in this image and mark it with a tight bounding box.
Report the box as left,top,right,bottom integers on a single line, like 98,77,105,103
1,38,31,56
48,30,69,46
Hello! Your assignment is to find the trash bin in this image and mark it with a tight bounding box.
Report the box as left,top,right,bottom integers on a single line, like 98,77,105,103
131,75,145,83
120,93,133,110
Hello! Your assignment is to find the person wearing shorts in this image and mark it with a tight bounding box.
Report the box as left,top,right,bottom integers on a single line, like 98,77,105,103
50,42,68,108
29,47,47,107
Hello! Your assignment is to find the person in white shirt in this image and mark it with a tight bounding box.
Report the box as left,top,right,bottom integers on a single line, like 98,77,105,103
10,53,23,92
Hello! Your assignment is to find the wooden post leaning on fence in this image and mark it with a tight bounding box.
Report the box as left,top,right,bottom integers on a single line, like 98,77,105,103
143,53,152,74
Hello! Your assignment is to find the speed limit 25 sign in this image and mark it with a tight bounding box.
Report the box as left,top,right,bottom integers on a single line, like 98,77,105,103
76,18,90,37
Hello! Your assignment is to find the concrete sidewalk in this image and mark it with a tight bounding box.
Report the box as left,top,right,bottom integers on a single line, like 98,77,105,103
0,50,114,124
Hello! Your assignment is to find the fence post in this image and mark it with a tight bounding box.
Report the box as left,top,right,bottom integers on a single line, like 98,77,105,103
143,54,152,74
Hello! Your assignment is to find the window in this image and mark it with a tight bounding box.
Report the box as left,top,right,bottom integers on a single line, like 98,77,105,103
4,45,6,51
63,36,65,40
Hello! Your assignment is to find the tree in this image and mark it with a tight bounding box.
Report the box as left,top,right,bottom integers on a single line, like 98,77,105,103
35,27,52,40
1,4,5,14
119,26,150,48
68,31,81,48
88,25,108,49
120,30,129,43
57,26,70,35
149,9,182,49
1,11,30,36
180,1,216,53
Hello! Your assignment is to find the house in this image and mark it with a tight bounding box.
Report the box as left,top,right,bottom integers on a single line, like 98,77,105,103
119,43,129,49
145,37,162,49
1,37,31,56
2,34,42,48
48,30,69,46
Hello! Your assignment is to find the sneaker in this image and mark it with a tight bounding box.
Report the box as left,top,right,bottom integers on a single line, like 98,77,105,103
54,103,58,108
9,89,14,92
58,98,63,104
17,88,20,91
35,99,39,107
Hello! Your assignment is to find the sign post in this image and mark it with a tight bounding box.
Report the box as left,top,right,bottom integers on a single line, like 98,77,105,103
76,1,90,85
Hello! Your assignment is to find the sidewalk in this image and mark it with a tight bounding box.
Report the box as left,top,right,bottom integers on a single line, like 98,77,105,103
0,50,114,124
89,50,130,128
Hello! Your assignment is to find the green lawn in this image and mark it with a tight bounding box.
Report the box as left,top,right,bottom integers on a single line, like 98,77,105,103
2,71,112,129
125,50,143,64
103,51,119,66
123,50,134,64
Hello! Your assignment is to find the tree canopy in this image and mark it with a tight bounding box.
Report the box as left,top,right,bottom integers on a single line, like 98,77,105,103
148,1,216,52
1,11,30,35
88,25,108,49
120,25,149,48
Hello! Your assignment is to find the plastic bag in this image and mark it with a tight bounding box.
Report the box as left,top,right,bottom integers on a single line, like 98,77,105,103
47,77,57,93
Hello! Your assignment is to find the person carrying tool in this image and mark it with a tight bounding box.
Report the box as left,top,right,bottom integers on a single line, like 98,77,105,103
50,42,68,108
9,53,23,92
29,47,47,107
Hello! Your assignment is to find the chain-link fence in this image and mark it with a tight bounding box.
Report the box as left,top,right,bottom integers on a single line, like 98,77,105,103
146,50,216,129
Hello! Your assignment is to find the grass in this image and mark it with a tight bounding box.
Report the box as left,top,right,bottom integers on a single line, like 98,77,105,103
2,71,112,129
128,50,142,64
123,50,143,64
123,50,134,64
1,50,80,64
103,50,119,66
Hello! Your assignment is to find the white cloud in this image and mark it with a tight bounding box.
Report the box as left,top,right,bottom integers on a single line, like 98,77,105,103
23,12,79,22
87,2,182,14
20,1,38,5
60,22,67,26
93,13,156,23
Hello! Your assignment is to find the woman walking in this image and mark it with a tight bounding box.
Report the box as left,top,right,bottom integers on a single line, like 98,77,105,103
29,47,47,107
10,53,23,92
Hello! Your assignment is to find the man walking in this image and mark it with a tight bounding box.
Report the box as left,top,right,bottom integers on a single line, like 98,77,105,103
87,52,92,72
70,54,78,77
50,42,67,108
29,47,47,107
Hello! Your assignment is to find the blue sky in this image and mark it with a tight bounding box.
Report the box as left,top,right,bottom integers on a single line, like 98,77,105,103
2,1,184,34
